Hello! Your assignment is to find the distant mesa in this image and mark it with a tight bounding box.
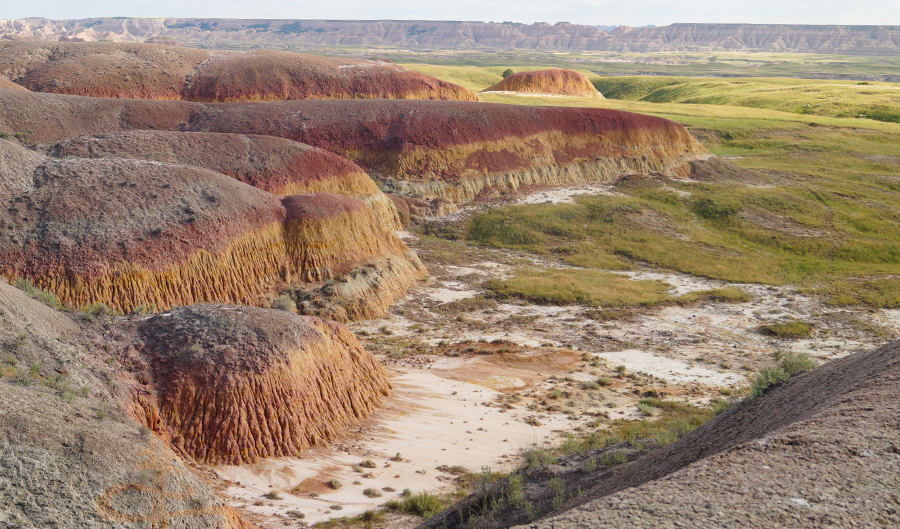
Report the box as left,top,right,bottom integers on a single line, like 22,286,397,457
47,130,402,230
0,41,480,102
137,305,391,464
143,36,182,46
481,68,603,98
0,138,425,317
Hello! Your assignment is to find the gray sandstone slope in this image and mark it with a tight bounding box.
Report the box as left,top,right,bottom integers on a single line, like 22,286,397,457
518,341,900,528
0,281,249,528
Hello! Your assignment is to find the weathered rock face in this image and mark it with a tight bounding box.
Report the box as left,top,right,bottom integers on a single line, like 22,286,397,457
192,99,711,203
46,130,402,229
0,41,479,102
482,69,602,98
282,193,427,321
0,143,423,317
137,305,391,464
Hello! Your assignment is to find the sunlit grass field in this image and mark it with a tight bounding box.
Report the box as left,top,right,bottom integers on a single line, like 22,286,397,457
404,64,900,308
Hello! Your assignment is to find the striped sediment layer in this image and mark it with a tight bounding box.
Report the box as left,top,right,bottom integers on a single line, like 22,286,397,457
482,68,603,98
0,92,712,204
0,143,424,317
0,41,478,102
45,130,402,230
191,99,712,203
137,304,391,464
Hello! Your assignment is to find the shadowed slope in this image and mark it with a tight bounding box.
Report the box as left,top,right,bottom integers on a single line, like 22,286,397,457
519,341,900,528
46,130,402,229
482,69,602,98
137,305,391,464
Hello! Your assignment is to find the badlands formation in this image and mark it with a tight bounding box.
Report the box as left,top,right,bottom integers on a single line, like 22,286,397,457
482,69,603,98
3,38,893,529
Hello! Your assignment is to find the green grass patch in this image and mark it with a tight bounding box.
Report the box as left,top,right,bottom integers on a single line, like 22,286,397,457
761,321,813,338
485,268,671,307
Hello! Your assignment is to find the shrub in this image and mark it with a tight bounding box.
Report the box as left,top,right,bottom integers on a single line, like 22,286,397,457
502,68,514,78
597,376,613,386
359,459,377,468
271,295,296,312
749,351,815,397
327,478,342,490
264,490,282,500
395,490,443,517
363,488,382,498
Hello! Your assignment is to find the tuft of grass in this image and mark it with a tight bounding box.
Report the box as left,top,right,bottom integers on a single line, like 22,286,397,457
363,488,382,498
264,490,282,500
327,478,343,490
761,321,813,338
388,490,444,518
271,295,297,312
749,351,816,398
358,459,377,469
485,268,671,307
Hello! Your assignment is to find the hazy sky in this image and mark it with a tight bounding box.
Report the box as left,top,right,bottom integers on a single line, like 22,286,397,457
4,0,899,27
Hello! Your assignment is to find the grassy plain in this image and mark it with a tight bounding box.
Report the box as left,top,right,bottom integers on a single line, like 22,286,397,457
404,65,900,309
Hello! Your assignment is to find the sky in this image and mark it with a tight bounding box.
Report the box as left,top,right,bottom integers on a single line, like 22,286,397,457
3,0,899,27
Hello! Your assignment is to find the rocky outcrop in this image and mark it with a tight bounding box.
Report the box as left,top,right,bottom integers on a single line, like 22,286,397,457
0,41,479,102
137,305,391,464
45,130,402,230
0,143,423,317
191,99,711,203
482,69,602,98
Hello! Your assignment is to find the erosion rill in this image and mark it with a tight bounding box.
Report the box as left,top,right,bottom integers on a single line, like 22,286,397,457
135,305,391,464
481,68,604,98
0,139,424,317
46,130,403,230
0,41,479,102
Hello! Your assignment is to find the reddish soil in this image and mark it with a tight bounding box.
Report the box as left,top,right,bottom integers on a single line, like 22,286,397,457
0,41,479,102
483,68,602,97
184,49,479,102
136,305,391,464
47,130,371,197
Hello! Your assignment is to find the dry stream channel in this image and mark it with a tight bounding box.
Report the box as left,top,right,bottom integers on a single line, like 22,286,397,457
215,182,900,527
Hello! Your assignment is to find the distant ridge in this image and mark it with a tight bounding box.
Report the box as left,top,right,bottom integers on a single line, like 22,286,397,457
1,19,900,55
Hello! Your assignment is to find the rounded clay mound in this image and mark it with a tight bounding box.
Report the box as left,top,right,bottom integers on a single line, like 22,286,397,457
48,130,402,229
0,138,43,198
137,304,391,464
185,49,480,102
0,42,479,102
0,156,288,313
482,68,603,98
0,41,209,99
0,78,27,91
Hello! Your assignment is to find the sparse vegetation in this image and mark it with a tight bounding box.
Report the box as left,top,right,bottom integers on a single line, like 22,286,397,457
387,490,445,518
749,351,816,398
761,321,813,339
327,478,343,490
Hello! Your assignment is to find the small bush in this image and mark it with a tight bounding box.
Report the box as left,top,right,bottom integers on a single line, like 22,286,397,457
271,295,296,312
615,365,627,374
327,478,343,490
597,376,613,386
582,381,600,390
359,459,377,469
264,490,282,500
636,402,655,416
749,351,815,398
363,488,382,498
549,388,562,398
502,68,514,78
601,450,628,467
395,490,443,517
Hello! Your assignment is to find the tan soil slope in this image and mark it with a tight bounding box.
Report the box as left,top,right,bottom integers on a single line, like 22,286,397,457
0,281,253,528
0,77,25,91
482,69,603,98
46,130,402,229
136,305,391,465
520,341,900,528
0,41,479,102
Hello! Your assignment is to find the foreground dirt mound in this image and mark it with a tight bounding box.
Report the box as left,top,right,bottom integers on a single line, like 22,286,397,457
46,130,402,229
0,41,478,102
518,341,900,528
482,69,602,98
137,305,391,464
193,99,710,203
184,49,479,102
0,138,42,197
